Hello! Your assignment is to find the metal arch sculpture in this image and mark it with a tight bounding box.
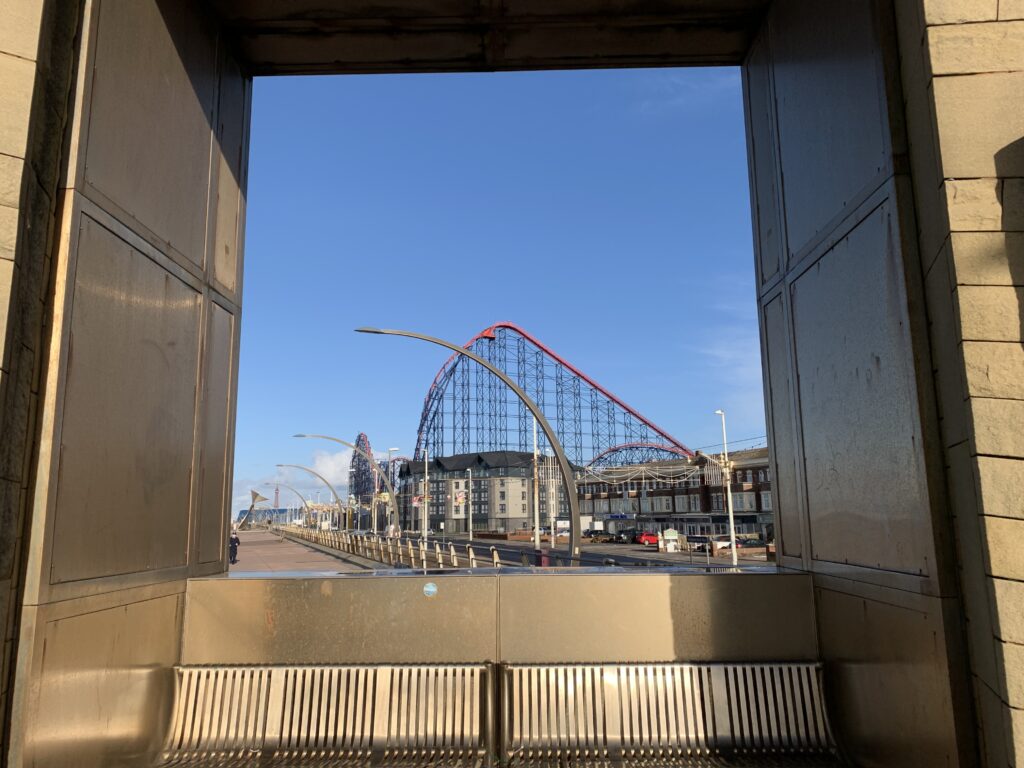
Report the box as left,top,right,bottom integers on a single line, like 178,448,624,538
295,434,401,529
586,442,691,468
412,322,692,465
356,327,584,558
348,432,376,499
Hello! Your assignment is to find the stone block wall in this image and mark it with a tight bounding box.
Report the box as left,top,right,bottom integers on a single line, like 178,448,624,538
897,2,1024,765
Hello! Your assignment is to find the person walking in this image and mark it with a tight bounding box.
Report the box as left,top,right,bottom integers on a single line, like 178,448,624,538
229,529,240,565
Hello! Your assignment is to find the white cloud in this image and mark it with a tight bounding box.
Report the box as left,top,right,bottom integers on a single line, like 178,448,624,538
311,448,353,487
635,69,742,115
230,449,353,511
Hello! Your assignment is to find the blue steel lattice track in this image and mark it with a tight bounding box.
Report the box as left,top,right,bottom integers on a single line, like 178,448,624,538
414,323,692,466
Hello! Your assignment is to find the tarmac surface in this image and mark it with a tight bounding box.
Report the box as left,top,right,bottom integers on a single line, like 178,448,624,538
229,529,365,573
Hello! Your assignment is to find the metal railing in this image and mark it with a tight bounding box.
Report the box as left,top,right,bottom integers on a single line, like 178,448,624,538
271,526,744,572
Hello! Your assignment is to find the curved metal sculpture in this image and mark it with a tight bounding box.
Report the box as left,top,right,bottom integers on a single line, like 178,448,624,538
294,434,400,529
356,327,583,558
276,463,346,528
586,442,690,467
412,322,691,465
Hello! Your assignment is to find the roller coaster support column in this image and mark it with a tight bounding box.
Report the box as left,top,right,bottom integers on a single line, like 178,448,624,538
356,327,582,560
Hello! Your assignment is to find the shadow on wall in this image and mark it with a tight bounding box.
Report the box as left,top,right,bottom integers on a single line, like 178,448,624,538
983,134,1024,768
156,0,244,188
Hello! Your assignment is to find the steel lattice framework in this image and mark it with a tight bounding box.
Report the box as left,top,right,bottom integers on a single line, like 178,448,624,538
414,323,692,466
348,432,376,498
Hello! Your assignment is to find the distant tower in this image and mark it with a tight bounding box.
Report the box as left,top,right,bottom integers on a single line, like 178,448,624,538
274,485,280,509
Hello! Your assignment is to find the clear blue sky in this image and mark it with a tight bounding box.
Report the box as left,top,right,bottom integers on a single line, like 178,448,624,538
233,67,763,510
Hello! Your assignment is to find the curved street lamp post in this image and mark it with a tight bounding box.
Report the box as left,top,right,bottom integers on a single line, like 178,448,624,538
293,434,402,533
276,464,347,530
355,327,582,559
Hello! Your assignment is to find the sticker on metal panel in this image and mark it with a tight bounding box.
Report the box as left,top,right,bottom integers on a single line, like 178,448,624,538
423,582,438,598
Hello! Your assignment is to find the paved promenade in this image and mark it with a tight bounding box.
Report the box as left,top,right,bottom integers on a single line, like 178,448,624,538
229,529,364,573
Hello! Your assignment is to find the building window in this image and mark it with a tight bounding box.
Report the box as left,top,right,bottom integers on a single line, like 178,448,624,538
454,481,460,489
500,504,506,513
712,493,723,511
500,491,506,501
500,479,505,487
760,491,772,510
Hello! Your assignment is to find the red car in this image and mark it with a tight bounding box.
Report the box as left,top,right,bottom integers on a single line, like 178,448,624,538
635,531,659,546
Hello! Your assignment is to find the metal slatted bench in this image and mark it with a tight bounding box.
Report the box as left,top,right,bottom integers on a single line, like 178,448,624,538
157,663,841,767
501,663,840,767
160,665,493,767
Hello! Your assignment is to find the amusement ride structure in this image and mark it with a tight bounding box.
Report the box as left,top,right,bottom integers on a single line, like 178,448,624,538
412,322,691,466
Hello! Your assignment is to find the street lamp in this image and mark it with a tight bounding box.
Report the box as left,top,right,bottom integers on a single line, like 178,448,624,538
714,409,739,567
356,326,583,559
292,434,401,534
387,448,400,533
276,464,345,530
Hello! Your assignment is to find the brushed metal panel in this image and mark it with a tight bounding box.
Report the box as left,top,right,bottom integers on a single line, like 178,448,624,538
51,216,201,583
26,594,182,768
197,303,234,565
815,585,963,768
85,0,217,264
762,296,802,558
182,576,499,665
212,51,247,295
497,572,816,663
744,28,783,286
791,203,933,575
771,0,888,257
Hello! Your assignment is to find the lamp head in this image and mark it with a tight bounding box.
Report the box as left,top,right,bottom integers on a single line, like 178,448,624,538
714,409,724,416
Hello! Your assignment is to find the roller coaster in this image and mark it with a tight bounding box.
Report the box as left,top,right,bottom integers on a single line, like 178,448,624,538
413,322,691,465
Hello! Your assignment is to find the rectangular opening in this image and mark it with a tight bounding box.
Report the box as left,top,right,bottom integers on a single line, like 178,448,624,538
230,67,770,571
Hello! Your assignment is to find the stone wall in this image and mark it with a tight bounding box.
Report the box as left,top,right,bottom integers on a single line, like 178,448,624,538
896,2,1024,765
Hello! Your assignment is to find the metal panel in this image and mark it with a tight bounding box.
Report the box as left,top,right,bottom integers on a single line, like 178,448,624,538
743,25,783,287
770,0,889,258
50,216,201,583
211,50,248,296
814,582,966,767
197,303,234,565
84,0,217,265
761,296,802,559
182,575,500,665
791,203,933,575
25,593,183,768
496,571,817,663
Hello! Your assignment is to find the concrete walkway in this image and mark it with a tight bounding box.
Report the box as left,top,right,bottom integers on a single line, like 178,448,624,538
229,529,364,573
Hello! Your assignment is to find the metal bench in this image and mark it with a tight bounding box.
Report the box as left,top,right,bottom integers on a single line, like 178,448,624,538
160,665,493,766
501,663,838,766
158,663,839,766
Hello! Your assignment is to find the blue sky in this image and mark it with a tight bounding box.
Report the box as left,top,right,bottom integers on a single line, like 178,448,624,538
232,67,763,510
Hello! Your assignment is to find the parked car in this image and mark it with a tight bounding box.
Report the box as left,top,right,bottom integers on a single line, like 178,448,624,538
613,529,638,543
635,531,659,546
589,531,615,543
